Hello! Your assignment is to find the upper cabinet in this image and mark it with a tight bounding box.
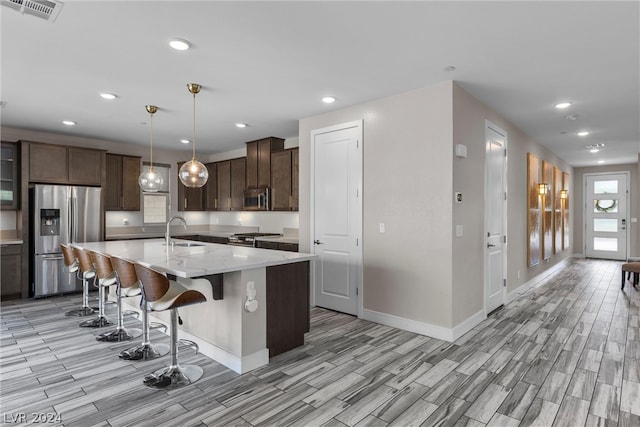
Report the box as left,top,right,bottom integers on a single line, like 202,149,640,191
217,157,246,211
246,137,284,189
0,142,19,210
28,142,104,186
271,148,299,211
105,153,141,211
203,162,218,211
177,161,205,211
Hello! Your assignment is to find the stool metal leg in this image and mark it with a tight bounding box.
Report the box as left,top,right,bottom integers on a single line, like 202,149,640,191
143,309,203,389
119,301,169,361
96,282,142,342
79,281,114,328
65,272,96,317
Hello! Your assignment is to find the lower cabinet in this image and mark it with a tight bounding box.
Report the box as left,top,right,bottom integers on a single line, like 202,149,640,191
255,240,299,252
1,244,22,300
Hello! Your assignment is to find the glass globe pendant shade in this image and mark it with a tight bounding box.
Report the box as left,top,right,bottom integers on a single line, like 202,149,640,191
179,159,208,188
138,166,164,192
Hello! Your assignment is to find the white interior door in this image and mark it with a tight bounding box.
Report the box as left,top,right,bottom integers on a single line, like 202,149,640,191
485,122,507,314
311,121,362,316
584,173,628,260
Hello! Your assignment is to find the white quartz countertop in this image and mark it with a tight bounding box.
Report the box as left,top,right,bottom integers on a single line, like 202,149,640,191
73,239,314,278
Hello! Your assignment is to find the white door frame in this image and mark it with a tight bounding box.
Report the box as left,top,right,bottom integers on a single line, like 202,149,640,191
484,120,508,314
309,120,363,317
583,171,630,259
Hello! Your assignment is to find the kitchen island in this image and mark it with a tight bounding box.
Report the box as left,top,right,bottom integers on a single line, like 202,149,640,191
73,239,315,374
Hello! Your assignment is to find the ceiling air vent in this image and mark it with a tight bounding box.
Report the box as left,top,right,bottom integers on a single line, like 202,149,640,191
1,0,64,22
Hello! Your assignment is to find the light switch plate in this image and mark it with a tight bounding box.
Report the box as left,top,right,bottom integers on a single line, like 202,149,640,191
456,225,463,237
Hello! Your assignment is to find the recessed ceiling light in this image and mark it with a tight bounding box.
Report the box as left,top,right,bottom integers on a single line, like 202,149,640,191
444,65,456,72
554,102,572,109
100,93,117,100
597,160,605,164
322,96,336,104
590,149,600,153
586,143,605,149
62,120,76,126
235,123,248,128
180,139,191,144
564,114,577,121
169,38,191,51
577,131,590,137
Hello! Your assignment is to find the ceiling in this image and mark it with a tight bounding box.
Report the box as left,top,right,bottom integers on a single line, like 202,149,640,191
1,1,638,167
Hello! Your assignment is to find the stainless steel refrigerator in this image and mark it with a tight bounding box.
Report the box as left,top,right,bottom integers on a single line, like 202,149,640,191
32,184,102,297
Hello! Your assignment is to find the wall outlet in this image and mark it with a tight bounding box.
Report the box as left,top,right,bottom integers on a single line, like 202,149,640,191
456,225,463,237
122,218,129,225
379,223,385,233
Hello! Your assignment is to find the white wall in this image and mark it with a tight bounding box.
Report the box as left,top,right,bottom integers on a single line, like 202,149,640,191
451,83,574,325
299,80,577,337
300,82,455,329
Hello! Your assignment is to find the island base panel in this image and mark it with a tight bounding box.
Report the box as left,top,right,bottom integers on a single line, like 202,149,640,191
266,261,310,357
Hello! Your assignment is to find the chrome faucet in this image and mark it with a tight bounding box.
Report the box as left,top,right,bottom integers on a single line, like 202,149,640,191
166,215,187,246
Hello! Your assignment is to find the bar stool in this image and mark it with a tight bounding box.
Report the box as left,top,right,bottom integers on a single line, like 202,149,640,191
74,247,113,328
62,244,96,317
90,251,142,342
111,257,169,360
622,262,640,290
134,264,206,389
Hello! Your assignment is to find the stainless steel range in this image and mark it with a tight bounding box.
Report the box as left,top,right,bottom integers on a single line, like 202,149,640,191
228,232,281,247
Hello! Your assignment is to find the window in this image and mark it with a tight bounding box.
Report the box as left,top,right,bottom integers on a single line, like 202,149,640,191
142,162,170,224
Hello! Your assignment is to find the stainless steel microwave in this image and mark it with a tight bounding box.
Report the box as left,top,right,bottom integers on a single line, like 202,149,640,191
243,187,270,211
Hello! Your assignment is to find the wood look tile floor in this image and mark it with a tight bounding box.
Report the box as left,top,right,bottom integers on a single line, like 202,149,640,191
1,258,639,427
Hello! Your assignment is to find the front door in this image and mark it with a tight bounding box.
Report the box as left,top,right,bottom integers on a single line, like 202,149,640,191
311,121,362,316
584,172,629,260
485,122,507,314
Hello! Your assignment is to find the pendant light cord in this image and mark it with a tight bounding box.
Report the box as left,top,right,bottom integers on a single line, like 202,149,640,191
149,111,154,169
192,92,196,161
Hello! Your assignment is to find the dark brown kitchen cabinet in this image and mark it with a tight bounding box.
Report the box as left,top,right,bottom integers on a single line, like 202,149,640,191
217,157,246,211
255,240,299,252
246,137,284,189
105,154,140,211
177,161,205,211
1,244,22,300
203,162,218,210
1,142,19,210
271,148,299,211
28,142,104,186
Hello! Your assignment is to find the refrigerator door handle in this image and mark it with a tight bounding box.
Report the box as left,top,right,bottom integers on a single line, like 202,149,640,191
42,254,64,260
68,195,73,243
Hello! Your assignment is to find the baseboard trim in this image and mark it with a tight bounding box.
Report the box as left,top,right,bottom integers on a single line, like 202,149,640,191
507,257,571,303
452,310,486,341
361,308,485,342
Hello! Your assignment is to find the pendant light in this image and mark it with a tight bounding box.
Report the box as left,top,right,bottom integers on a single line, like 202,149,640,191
138,105,164,192
178,83,208,188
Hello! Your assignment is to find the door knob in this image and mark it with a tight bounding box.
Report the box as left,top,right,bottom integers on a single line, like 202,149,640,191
314,240,323,245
